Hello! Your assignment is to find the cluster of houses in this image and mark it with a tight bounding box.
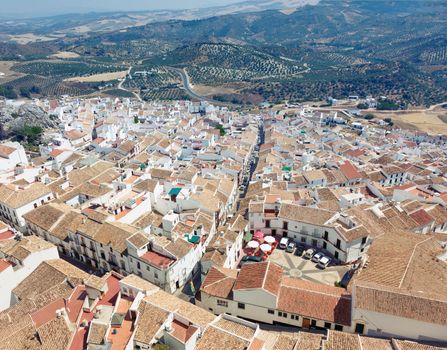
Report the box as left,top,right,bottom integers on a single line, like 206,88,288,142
0,96,446,349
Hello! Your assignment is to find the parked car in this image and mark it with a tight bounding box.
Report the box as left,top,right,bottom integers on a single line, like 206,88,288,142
311,252,324,263
240,255,262,266
303,248,315,259
279,237,289,249
286,241,296,253
317,256,331,269
294,244,305,256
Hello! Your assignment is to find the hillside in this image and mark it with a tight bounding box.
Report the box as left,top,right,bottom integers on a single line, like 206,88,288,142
1,0,446,106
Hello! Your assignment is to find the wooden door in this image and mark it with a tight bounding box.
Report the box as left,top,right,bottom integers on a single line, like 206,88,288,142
302,318,311,329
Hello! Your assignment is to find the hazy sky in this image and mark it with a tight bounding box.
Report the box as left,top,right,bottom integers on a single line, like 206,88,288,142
2,0,240,17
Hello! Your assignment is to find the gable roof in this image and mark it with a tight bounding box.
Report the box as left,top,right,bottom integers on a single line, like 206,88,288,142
233,261,283,296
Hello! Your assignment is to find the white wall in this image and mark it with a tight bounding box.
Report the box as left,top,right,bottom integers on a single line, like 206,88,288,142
353,307,447,342
0,245,59,311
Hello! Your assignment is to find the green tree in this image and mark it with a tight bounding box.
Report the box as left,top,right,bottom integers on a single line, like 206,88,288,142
13,126,43,145
134,116,139,124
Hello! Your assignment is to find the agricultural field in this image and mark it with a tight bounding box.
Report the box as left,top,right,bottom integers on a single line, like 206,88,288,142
124,67,180,91
66,70,128,83
13,60,127,79
0,61,24,83
364,109,447,134
49,51,81,59
141,87,189,101
102,89,136,98
2,74,95,97
146,43,308,84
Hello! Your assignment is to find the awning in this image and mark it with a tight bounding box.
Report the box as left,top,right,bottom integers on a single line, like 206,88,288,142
247,240,260,249
243,232,253,242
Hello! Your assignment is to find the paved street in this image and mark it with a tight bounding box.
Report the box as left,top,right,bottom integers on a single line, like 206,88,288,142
269,249,350,286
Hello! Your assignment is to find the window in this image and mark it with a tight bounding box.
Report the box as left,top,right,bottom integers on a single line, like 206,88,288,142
266,220,270,228
217,300,228,307
282,313,287,318
324,322,331,329
361,237,367,245
311,320,317,327
301,237,306,243
34,203,38,208
238,303,245,310
154,272,158,279
336,239,341,249
278,311,283,317
291,315,299,320
355,323,365,334
283,222,288,230
137,262,141,269
324,231,329,240
323,242,327,249
334,251,339,260
146,266,151,271
334,325,343,331
268,309,274,314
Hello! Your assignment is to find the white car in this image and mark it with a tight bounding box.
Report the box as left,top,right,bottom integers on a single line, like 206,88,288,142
303,248,315,259
279,237,289,250
317,256,331,269
311,252,324,263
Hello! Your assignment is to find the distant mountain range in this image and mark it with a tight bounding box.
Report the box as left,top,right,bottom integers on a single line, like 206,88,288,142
1,0,446,107
0,0,318,39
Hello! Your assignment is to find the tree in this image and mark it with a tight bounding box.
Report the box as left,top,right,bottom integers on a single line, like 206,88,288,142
364,113,375,120
13,126,43,145
215,124,225,136
20,87,31,98
0,85,17,99
133,116,139,124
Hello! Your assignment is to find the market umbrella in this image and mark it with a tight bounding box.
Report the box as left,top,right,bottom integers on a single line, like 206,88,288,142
254,231,265,240
247,240,260,249
260,244,272,253
264,236,276,244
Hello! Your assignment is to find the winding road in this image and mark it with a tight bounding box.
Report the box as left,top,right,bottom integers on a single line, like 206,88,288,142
169,67,237,107
118,66,142,102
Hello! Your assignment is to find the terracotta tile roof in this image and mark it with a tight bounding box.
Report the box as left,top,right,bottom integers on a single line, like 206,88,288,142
234,261,283,296
409,209,434,227
339,161,363,180
195,325,249,350
295,332,324,350
393,339,447,350
214,318,255,340
277,278,351,326
323,330,360,350
0,182,52,209
201,266,237,299
278,203,335,226
0,144,16,158
354,282,447,326
144,290,215,327
127,232,149,249
134,301,168,345
360,336,393,350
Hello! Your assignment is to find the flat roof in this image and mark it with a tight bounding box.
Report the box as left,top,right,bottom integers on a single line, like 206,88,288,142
140,250,174,269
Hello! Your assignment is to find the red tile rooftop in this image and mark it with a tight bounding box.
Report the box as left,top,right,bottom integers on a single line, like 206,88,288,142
67,286,87,323
170,319,198,343
0,230,15,241
0,259,12,272
31,298,65,328
140,250,174,269
98,274,121,307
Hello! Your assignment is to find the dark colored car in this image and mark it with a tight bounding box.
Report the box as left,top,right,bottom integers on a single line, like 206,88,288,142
294,244,305,256
240,255,262,266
